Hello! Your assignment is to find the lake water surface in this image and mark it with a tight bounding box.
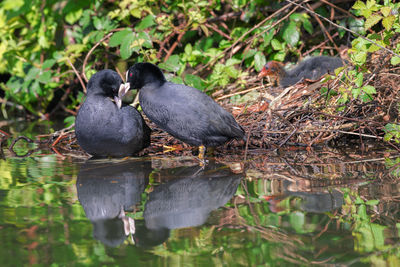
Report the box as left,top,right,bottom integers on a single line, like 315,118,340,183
0,123,399,266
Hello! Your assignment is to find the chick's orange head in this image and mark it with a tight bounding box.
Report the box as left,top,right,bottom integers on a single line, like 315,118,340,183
258,61,283,78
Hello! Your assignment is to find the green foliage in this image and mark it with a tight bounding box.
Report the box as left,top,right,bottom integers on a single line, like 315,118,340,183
383,123,400,143
0,0,398,135
336,68,377,104
333,0,400,108
385,157,400,177
0,0,354,118
340,188,397,259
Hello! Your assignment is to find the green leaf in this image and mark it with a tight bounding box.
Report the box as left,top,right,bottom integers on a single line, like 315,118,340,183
381,6,392,17
356,72,363,87
42,59,56,69
184,74,206,90
184,44,192,55
243,49,257,60
136,32,152,49
271,39,284,50
159,55,181,73
391,56,400,65
120,33,135,59
289,13,302,22
365,14,382,30
382,15,396,31
366,199,379,206
64,116,75,128
31,80,41,95
349,18,366,35
368,43,383,53
254,52,266,72
355,196,364,204
289,212,305,233
302,18,313,34
26,68,40,81
226,58,241,66
357,204,367,219
272,51,286,62
352,51,367,65
38,71,52,84
360,92,373,102
93,17,102,30
263,30,275,46
135,15,156,30
366,0,377,10
362,85,376,95
384,132,393,142
2,0,24,10
93,31,105,43
65,8,83,25
283,21,299,47
170,76,184,84
352,87,361,99
353,1,366,10
109,29,132,47
225,65,238,78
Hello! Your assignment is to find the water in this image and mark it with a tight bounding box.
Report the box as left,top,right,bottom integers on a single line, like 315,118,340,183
1,129,400,266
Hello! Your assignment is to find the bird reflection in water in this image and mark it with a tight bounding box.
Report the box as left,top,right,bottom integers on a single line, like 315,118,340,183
76,159,152,247
265,179,344,213
76,158,243,247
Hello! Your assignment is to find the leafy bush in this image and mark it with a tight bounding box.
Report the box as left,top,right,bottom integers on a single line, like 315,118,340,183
0,0,398,126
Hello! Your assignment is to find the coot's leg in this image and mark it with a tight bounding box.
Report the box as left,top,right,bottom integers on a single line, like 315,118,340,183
198,145,206,159
197,145,208,166
163,145,178,153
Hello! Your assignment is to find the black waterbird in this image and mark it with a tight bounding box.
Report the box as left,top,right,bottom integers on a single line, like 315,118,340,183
125,63,245,161
75,69,150,157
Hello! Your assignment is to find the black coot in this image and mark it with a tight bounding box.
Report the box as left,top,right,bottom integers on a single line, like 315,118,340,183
75,69,151,157
125,63,245,159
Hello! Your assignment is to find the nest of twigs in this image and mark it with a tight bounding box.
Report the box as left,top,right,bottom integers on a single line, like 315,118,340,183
2,48,400,158
231,49,400,151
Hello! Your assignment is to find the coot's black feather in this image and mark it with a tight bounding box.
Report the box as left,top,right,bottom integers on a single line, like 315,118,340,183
75,69,151,157
126,63,245,147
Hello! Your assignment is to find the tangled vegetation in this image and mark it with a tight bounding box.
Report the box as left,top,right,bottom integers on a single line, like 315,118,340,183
0,0,399,147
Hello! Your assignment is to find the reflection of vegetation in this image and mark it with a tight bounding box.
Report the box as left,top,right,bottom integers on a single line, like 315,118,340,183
232,178,400,265
340,188,400,265
0,152,400,265
385,157,400,177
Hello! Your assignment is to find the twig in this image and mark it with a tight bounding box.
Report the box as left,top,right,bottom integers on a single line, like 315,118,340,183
204,23,232,40
156,31,177,60
0,98,24,110
66,58,87,94
216,85,272,100
207,11,242,23
286,0,400,58
52,134,68,147
164,29,186,62
303,32,339,56
82,32,114,83
279,127,298,147
0,129,10,137
335,130,383,139
306,3,340,55
320,0,358,20
268,85,295,110
193,1,301,74
243,4,301,47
